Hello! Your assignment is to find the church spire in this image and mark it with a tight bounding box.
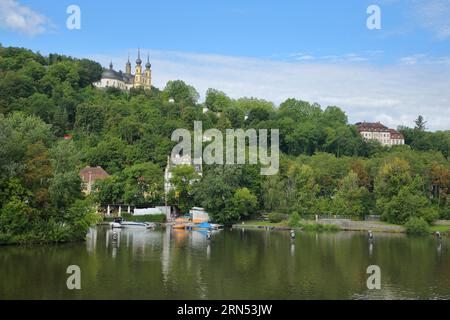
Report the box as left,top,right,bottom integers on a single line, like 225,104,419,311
125,51,131,75
136,48,142,65
146,52,151,69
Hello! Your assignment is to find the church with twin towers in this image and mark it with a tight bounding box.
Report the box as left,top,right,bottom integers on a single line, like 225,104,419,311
94,49,152,91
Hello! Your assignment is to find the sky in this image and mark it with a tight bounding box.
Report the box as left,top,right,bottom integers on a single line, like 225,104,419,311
0,0,450,130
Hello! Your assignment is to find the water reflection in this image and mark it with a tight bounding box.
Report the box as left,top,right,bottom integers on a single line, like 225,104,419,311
437,240,442,257
1,228,449,300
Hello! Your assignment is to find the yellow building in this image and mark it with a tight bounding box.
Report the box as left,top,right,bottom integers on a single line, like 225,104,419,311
94,49,152,91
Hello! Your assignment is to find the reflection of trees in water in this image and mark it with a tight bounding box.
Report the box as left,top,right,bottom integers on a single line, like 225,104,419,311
0,228,449,299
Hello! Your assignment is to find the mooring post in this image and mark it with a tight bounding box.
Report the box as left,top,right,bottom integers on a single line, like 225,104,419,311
290,229,296,239
107,205,111,216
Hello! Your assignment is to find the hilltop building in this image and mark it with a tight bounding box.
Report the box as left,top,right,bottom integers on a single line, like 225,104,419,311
94,49,151,91
80,166,110,195
356,122,405,146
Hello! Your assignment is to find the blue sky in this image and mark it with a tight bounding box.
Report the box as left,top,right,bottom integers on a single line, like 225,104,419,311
1,0,450,130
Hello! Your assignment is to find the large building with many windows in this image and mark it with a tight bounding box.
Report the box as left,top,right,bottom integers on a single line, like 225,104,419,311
164,154,203,196
94,49,151,91
356,122,405,146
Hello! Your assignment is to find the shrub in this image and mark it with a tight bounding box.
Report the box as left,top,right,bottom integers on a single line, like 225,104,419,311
404,217,430,235
0,233,12,245
302,223,340,232
122,213,166,223
288,212,301,227
419,207,439,224
0,198,35,234
268,212,286,223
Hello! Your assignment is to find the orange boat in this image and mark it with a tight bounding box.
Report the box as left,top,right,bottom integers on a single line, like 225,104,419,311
173,217,189,229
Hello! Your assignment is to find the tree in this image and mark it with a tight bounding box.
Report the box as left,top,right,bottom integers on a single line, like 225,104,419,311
375,158,436,224
193,165,243,224
375,157,412,199
0,197,36,235
231,188,257,218
333,171,370,219
288,164,320,216
169,165,200,213
48,140,83,213
0,72,35,108
378,181,432,224
163,80,199,106
429,163,450,214
122,162,163,206
262,175,286,212
93,176,124,205
414,115,427,131
205,88,232,112
75,103,105,135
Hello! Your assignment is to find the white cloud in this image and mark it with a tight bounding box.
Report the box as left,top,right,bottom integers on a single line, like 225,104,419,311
283,52,372,63
399,54,450,66
91,49,450,131
0,0,50,35
413,0,450,39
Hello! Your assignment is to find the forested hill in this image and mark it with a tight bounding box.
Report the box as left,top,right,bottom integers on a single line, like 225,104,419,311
1,45,449,243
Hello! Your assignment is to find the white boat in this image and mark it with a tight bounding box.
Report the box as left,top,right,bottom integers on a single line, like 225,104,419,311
210,223,224,230
110,217,124,229
110,222,123,228
120,221,156,229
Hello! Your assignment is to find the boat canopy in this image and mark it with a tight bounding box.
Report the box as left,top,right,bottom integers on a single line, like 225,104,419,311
196,222,212,229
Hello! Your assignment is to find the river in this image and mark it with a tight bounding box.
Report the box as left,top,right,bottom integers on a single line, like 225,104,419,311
0,227,449,299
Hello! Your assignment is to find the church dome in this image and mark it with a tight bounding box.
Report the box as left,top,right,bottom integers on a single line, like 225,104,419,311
136,57,142,65
146,61,151,68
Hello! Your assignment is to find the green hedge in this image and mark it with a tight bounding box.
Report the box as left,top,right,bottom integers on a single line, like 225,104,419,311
103,214,166,223
405,217,430,235
268,212,286,223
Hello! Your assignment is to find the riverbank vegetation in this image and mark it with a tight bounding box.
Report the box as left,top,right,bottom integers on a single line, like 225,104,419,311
1,45,450,242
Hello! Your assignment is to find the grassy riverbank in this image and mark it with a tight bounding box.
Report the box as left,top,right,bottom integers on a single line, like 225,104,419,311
237,218,450,235
234,220,341,232
430,225,450,233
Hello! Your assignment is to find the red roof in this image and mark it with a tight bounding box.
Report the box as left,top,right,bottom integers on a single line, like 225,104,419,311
79,166,109,183
356,122,404,140
356,122,389,133
388,129,404,140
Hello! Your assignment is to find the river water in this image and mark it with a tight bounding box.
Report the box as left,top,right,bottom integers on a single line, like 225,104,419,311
0,227,449,299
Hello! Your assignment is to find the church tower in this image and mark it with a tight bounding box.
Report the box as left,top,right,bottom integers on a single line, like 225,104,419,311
134,49,143,87
125,53,131,75
145,53,152,89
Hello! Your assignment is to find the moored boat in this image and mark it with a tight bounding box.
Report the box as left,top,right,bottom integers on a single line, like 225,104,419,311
110,217,124,229
120,221,156,229
192,222,213,230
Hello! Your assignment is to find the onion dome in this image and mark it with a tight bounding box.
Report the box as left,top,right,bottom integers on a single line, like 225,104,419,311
136,49,142,65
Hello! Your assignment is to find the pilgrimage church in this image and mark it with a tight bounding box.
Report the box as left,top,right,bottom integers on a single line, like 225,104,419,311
94,49,151,90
